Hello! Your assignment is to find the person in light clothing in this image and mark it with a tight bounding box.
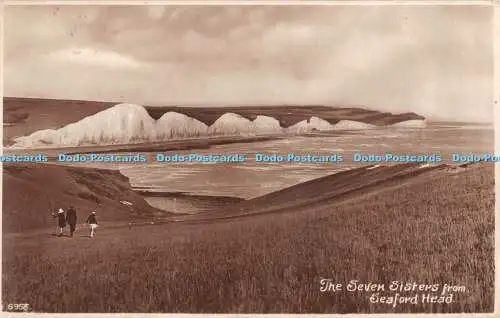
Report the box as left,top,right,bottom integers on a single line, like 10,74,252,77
55,208,66,237
86,211,98,238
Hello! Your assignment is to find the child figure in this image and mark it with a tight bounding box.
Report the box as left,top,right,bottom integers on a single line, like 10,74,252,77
56,208,66,236
86,211,98,238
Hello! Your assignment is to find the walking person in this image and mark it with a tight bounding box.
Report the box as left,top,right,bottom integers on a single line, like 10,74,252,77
86,211,98,238
56,208,66,237
51,209,59,236
66,205,77,237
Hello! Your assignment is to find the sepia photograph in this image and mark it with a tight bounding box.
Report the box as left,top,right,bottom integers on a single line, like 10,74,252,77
1,2,496,314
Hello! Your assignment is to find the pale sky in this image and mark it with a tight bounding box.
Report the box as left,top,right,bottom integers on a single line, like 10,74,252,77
3,5,494,122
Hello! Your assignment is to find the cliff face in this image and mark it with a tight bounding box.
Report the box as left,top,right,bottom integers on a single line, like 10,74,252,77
3,97,113,145
145,105,425,127
3,97,425,146
2,163,171,233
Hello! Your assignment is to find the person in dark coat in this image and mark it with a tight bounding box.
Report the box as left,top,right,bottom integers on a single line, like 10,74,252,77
66,205,77,237
86,211,98,238
56,208,66,237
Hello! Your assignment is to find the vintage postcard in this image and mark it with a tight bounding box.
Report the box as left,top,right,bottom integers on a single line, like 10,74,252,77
0,1,497,315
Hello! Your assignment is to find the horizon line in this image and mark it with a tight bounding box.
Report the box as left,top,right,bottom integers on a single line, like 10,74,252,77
0,95,422,114
2,95,494,124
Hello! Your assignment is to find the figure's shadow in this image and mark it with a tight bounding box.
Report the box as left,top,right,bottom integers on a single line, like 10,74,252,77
49,233,74,237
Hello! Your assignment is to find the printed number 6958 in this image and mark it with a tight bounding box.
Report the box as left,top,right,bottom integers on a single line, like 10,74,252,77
6,303,30,312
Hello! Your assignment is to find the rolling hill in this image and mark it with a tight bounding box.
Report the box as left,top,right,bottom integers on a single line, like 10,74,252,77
179,162,483,223
2,161,493,313
2,163,173,233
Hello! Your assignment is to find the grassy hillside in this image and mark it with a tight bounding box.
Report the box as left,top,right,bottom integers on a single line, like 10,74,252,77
2,163,172,233
187,163,449,221
2,163,493,313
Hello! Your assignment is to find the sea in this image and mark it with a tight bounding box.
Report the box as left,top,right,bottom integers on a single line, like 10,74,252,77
31,121,492,214
120,121,493,199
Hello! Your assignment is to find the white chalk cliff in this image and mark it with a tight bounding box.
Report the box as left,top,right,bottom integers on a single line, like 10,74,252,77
10,103,425,148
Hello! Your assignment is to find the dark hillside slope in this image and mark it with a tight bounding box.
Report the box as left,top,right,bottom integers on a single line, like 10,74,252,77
188,163,450,221
2,163,172,232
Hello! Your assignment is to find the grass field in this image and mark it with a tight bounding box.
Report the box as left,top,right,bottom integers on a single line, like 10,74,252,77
2,163,494,313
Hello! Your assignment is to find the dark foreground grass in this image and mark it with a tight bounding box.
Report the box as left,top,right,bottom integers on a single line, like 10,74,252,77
2,164,494,313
